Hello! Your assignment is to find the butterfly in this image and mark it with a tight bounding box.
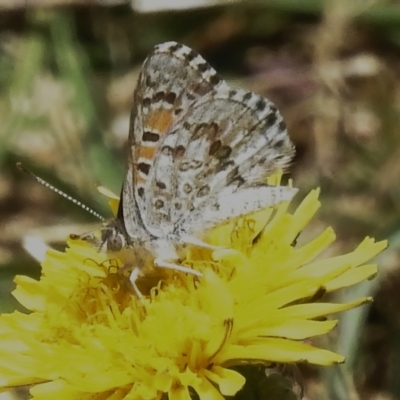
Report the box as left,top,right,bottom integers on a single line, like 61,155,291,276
90,42,296,295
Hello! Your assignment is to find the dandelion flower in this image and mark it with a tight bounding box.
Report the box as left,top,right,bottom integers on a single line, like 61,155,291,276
0,184,387,400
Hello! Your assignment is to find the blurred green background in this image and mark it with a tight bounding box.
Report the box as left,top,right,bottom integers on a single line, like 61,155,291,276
1,0,400,399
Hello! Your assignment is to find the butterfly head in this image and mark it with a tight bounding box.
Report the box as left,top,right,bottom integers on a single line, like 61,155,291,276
71,219,128,254
100,220,128,253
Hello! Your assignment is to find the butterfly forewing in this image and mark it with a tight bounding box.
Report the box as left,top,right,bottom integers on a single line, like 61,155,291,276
124,42,227,238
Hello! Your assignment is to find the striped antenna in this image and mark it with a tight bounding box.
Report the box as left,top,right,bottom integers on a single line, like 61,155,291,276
16,162,106,222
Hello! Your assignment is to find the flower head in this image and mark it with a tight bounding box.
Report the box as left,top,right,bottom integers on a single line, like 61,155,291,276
0,182,387,400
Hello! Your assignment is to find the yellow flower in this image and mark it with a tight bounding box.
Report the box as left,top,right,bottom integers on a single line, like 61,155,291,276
0,184,387,400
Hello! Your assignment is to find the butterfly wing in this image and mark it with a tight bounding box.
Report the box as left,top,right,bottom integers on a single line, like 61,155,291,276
124,41,295,239
177,185,297,235
123,42,227,238
170,88,296,233
147,86,295,234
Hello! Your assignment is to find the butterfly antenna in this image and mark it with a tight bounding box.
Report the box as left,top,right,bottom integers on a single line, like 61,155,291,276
16,162,106,222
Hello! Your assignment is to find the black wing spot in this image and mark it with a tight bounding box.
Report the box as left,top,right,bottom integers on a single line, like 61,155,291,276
193,122,219,141
197,62,209,73
255,98,266,112
142,131,160,142
197,185,210,197
145,75,154,88
278,120,286,131
168,43,183,53
229,89,237,98
209,140,222,156
211,201,220,211
153,91,165,103
183,183,193,194
186,50,197,62
191,82,212,96
142,98,151,108
216,160,235,173
214,145,232,160
231,175,245,187
207,122,219,140
243,92,253,102
226,166,239,183
179,160,203,172
174,145,186,158
209,73,222,87
187,92,196,101
138,163,151,175
156,181,167,190
161,146,174,156
265,112,278,128
179,162,190,172
192,123,206,140
165,92,177,104
191,160,203,169
154,199,164,209
174,108,183,115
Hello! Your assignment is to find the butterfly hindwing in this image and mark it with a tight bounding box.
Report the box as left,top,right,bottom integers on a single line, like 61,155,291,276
147,87,294,233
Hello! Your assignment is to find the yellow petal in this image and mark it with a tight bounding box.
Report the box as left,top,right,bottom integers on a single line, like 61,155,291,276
325,264,378,292
169,385,192,400
218,341,344,365
290,189,321,236
204,366,245,396
192,375,225,400
12,276,47,312
274,298,372,320
241,319,338,340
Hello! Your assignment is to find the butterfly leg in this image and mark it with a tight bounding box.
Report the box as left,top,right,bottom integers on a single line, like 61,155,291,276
153,258,203,277
177,233,225,251
129,267,143,298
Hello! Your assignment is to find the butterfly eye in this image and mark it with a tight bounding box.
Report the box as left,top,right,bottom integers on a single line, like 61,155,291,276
102,229,126,252
108,233,126,252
